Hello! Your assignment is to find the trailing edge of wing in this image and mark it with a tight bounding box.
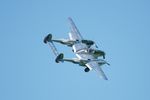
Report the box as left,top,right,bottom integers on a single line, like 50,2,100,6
85,61,108,80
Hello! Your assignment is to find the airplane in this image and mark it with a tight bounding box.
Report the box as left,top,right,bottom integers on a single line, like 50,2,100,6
44,17,109,80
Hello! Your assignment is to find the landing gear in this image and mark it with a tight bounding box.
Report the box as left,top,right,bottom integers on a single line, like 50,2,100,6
43,34,52,44
84,67,90,72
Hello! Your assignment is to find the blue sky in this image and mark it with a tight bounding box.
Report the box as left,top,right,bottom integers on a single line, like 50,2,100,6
0,0,150,100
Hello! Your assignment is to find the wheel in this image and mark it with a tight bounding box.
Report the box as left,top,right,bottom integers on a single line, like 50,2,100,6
84,67,90,72
72,49,74,52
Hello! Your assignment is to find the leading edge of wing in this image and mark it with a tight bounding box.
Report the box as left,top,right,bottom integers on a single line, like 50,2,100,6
86,61,108,80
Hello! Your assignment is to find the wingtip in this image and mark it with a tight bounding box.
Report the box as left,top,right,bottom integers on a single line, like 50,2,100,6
105,77,108,80
100,76,108,80
68,17,72,19
68,17,73,21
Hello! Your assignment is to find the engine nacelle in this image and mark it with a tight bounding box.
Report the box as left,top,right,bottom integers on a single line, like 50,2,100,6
94,50,105,59
88,49,105,59
81,40,94,46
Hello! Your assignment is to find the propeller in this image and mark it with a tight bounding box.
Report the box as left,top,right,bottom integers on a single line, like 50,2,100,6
94,42,98,48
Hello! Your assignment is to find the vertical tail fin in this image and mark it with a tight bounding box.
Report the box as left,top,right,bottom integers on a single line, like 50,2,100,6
43,34,52,44
55,53,64,63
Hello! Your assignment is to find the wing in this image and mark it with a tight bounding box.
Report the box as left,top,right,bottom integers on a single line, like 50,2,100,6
68,17,83,41
86,61,108,80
